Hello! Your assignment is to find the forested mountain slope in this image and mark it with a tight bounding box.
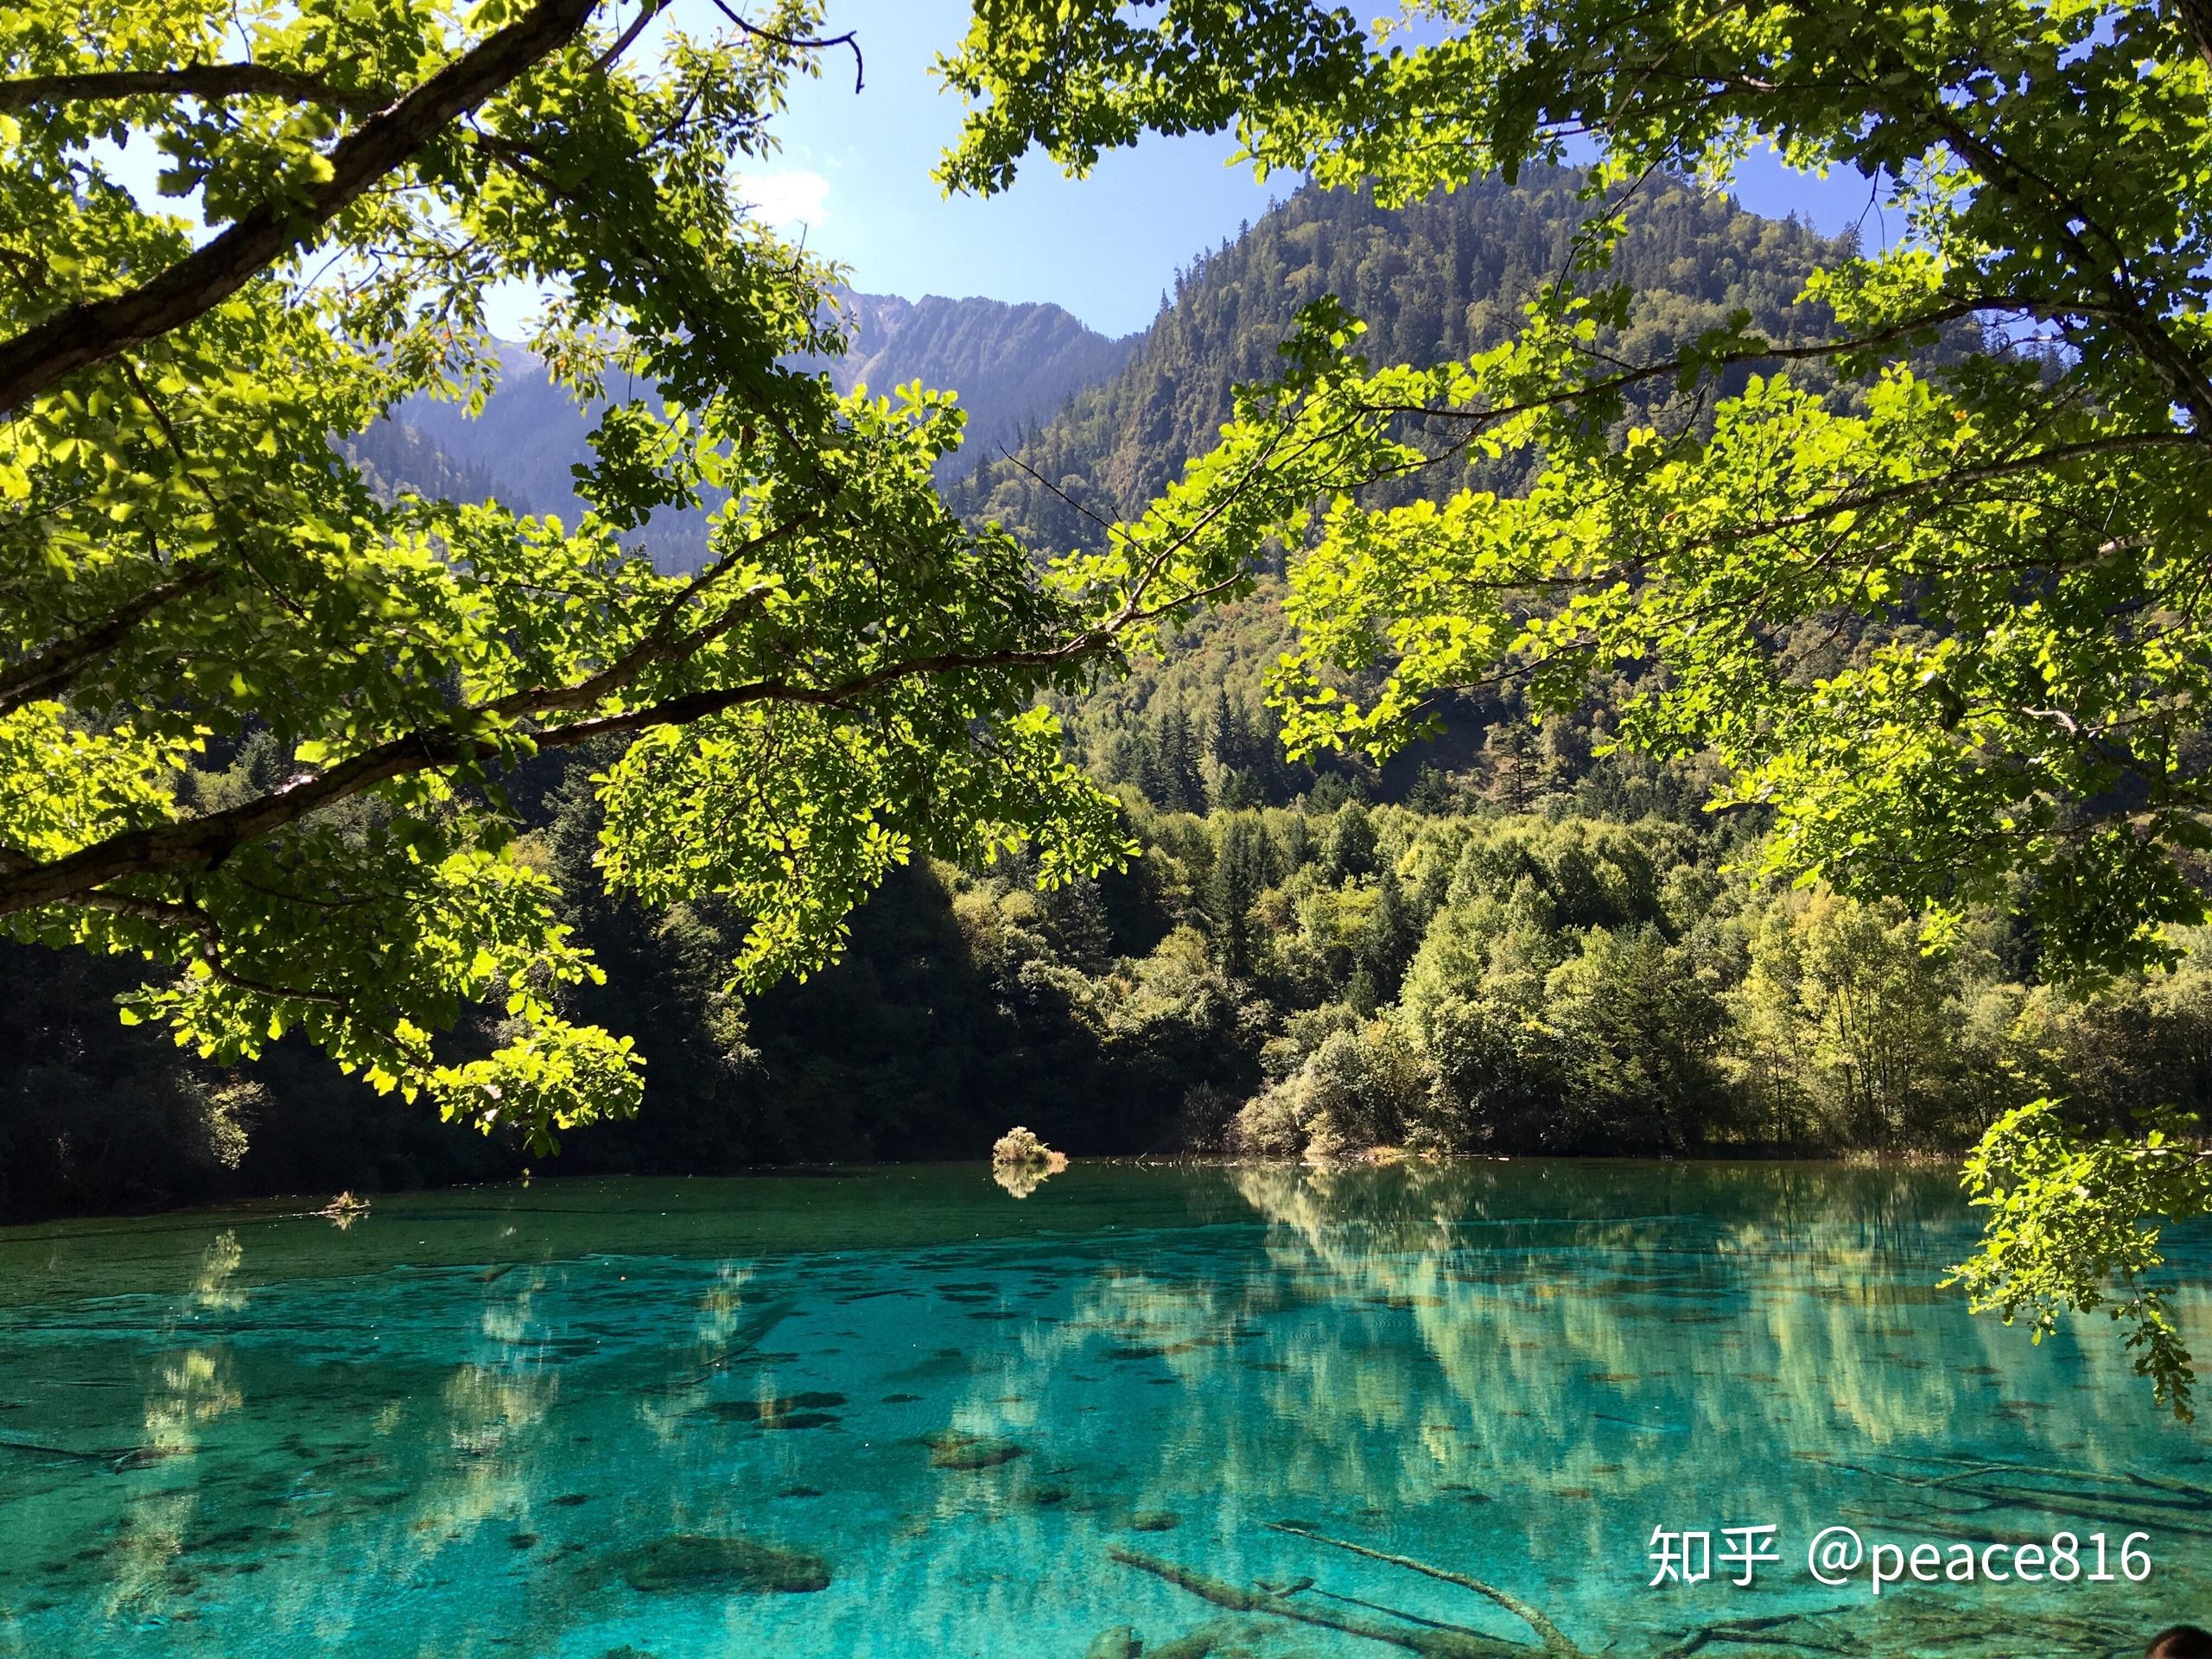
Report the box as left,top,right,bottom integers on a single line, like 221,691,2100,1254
343,420,513,510
827,291,1138,474
949,168,1851,550
940,170,1865,810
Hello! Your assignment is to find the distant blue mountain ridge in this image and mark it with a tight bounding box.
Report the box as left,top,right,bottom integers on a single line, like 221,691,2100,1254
347,289,1139,570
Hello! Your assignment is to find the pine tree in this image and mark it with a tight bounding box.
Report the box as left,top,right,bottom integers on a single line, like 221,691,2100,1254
1483,720,1536,811
1206,684,1247,772
1156,703,1209,814
1207,814,1271,976
1344,963,1381,1019
1358,866,1420,1000
1042,876,1116,972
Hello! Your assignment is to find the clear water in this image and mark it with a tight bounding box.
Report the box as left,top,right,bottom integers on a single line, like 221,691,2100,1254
0,1160,2204,1657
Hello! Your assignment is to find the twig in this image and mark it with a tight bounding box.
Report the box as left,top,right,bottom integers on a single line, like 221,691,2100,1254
707,1,863,92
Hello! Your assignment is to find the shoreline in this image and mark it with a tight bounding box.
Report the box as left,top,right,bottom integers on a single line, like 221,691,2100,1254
0,1145,1974,1233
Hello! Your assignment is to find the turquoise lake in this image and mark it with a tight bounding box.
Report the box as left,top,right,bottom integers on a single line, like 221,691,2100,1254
0,1160,2204,1656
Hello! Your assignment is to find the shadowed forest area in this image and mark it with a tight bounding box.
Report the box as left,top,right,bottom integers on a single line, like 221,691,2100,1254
10,724,2210,1217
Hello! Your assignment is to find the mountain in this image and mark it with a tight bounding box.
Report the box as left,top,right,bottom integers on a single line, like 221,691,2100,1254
948,167,1851,552
821,291,1138,474
940,169,1859,807
385,338,582,524
343,416,515,509
373,289,1135,568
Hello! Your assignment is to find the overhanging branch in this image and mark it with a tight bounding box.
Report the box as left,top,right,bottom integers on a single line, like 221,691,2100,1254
0,0,603,416
0,564,222,716
0,626,1116,919
0,66,395,114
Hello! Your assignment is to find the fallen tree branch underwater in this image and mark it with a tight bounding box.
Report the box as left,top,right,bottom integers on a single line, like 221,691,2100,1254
1268,1520,1581,1656
1109,1545,1549,1658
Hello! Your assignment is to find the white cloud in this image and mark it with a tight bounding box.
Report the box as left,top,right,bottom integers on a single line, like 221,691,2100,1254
733,168,832,233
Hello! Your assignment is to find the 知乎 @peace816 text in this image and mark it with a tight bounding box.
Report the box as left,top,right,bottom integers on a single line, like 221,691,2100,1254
1647,1524,2153,1596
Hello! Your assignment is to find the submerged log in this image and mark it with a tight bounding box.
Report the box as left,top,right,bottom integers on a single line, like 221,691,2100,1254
1301,1583,1503,1639
1109,1548,1546,1658
1145,1618,1267,1659
611,1533,830,1594
1808,1452,2212,1539
1268,1521,1581,1656
662,1294,799,1391
1649,1607,1868,1658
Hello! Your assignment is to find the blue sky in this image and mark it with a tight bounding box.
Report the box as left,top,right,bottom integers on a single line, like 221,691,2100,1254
702,0,1898,339
699,0,1295,338
98,0,1897,340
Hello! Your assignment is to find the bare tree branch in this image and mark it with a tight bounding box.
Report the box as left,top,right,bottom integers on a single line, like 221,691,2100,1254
705,1,864,92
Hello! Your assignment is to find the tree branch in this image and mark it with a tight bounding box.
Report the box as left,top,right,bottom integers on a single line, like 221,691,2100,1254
1679,430,2195,548
477,506,821,721
2177,0,2212,75
75,890,353,1007
1357,299,1993,428
0,66,395,115
0,625,1116,918
0,565,221,716
0,0,603,417
1850,85,2212,438
706,1,863,92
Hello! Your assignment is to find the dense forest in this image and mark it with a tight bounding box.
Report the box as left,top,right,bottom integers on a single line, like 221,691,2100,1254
948,168,1853,544
11,714,2211,1217
4,173,2202,1222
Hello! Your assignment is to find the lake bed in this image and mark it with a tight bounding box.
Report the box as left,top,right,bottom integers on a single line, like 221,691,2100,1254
1,1160,2203,1656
